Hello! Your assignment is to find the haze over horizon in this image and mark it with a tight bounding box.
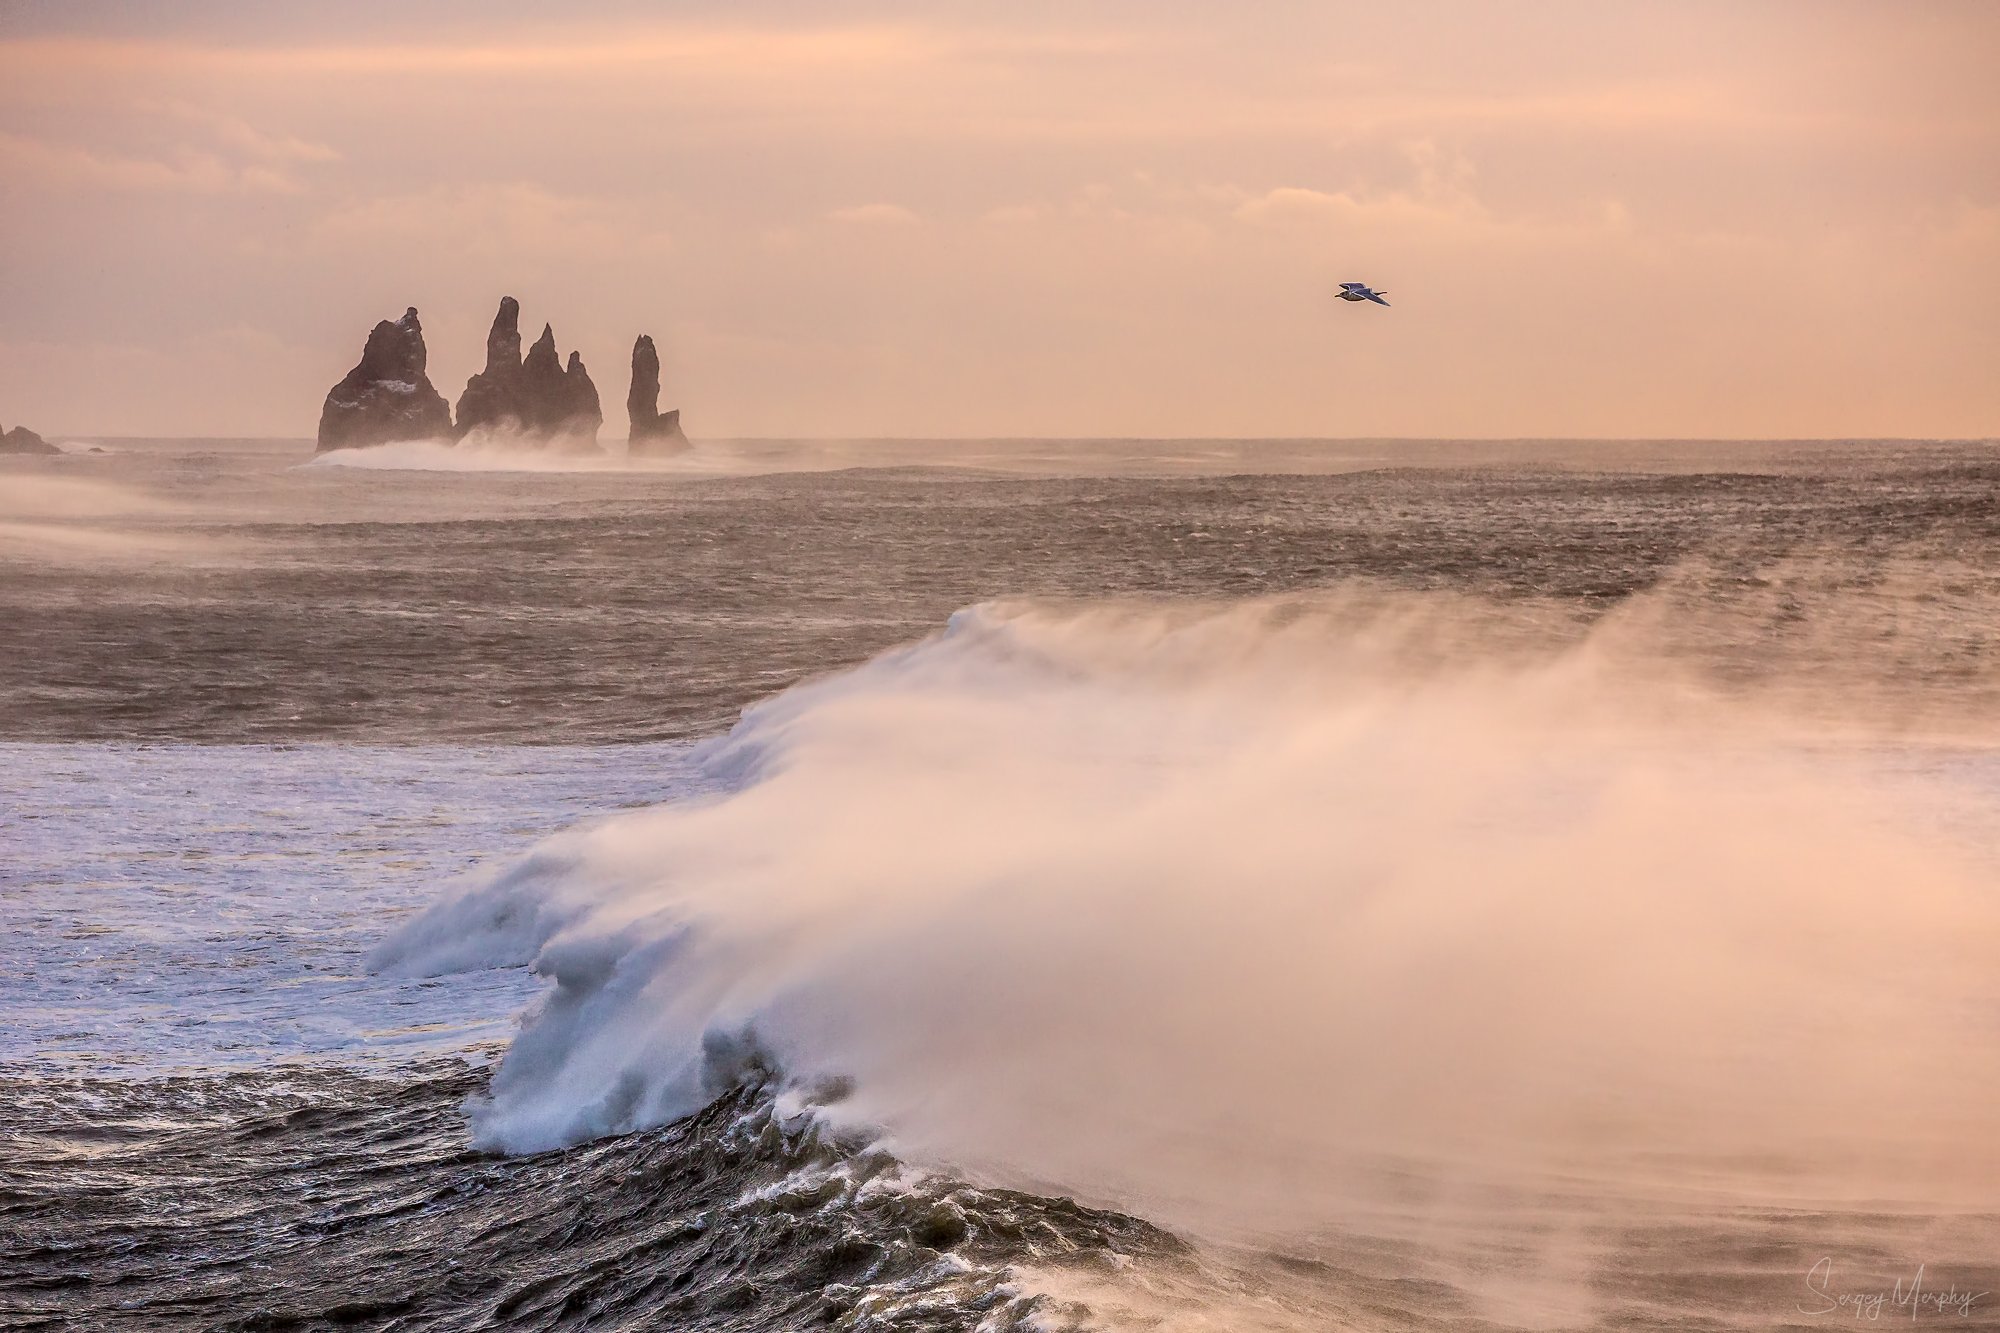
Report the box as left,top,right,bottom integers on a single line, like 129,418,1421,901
2,0,1995,440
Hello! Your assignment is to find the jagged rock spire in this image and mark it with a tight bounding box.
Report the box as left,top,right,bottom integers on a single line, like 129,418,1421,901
483,295,523,374
455,299,602,449
315,307,453,452
627,334,689,456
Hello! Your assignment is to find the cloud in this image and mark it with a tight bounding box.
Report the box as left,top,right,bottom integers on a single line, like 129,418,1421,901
0,27,951,78
827,203,920,226
307,182,672,258
0,92,339,197
143,101,342,164
1230,139,1493,235
1231,186,1351,224
0,130,307,195
1230,184,1484,234
981,204,1042,225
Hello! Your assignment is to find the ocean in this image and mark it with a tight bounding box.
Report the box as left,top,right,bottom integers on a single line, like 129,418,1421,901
3,437,1996,1331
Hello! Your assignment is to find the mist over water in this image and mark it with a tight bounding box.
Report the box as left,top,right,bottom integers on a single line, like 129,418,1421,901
376,589,2000,1316
0,472,230,564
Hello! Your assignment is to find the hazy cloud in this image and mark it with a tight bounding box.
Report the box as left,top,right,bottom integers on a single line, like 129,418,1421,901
0,4,1993,437
827,203,920,226
0,130,307,194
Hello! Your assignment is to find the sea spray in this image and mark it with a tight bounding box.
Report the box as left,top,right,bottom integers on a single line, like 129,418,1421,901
373,590,2000,1243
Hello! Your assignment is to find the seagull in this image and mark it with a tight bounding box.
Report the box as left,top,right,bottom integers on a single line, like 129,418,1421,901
1337,281,1390,307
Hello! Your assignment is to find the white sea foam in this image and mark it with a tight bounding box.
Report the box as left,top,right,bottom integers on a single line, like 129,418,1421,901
308,436,645,473
374,591,2000,1240
301,434,960,477
303,433,935,477
304,430,947,477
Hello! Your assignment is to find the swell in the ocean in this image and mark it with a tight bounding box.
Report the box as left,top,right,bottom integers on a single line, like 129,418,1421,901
370,582,2000,1326
4,1062,1186,1332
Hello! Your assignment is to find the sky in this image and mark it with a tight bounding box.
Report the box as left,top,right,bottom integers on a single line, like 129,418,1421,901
0,1,1995,439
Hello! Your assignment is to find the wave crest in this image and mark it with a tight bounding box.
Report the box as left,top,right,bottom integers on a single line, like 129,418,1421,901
375,589,2000,1244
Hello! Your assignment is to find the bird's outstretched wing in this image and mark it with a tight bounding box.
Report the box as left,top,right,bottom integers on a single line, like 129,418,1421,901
1366,292,1390,306
1339,281,1368,292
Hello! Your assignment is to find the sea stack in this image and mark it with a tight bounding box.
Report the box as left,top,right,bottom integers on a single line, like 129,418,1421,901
452,295,525,438
562,351,604,441
1,423,62,455
455,298,602,449
626,335,689,456
314,308,453,452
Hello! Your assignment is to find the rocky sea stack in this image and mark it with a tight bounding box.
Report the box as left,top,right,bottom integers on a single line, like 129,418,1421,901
455,298,602,450
1,423,62,455
626,335,689,456
315,309,453,453
312,297,685,456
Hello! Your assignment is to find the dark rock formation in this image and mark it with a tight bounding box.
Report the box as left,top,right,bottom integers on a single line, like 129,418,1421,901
454,299,601,449
562,351,603,439
453,295,525,437
626,335,690,456
1,423,62,455
315,308,453,452
514,323,571,442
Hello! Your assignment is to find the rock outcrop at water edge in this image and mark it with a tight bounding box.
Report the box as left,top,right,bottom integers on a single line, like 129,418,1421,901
626,334,690,456
455,298,603,450
315,308,454,452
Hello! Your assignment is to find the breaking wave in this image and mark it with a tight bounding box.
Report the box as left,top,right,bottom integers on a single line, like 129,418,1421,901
374,586,2000,1310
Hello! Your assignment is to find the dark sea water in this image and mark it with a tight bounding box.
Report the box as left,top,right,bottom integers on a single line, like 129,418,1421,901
7,437,1997,746
3,437,1997,1330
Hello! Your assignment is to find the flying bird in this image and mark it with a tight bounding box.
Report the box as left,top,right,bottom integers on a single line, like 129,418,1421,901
1337,282,1390,307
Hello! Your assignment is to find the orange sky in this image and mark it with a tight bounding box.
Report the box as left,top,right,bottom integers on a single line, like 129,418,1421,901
1,1,1995,438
